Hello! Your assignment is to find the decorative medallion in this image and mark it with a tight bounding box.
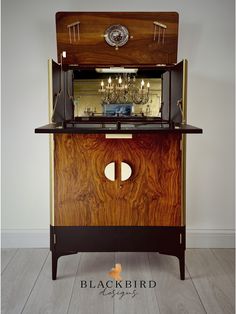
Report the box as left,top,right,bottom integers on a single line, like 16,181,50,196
104,24,129,49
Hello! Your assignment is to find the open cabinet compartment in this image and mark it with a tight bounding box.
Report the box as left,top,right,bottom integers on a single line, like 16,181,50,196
43,59,199,133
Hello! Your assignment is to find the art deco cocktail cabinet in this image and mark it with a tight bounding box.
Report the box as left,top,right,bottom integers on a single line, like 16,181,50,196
35,12,202,280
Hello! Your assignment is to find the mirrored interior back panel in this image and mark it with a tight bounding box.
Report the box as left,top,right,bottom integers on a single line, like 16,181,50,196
73,69,162,118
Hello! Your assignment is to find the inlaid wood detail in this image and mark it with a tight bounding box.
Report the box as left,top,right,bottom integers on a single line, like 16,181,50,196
56,12,179,66
54,133,181,226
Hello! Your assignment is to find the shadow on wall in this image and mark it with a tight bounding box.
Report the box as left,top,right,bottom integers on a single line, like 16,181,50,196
179,21,203,64
186,73,234,227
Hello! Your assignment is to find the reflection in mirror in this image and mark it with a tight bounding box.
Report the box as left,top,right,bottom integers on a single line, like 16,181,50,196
73,76,162,118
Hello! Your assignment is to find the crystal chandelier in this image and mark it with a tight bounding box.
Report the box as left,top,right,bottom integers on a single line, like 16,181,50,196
98,74,150,105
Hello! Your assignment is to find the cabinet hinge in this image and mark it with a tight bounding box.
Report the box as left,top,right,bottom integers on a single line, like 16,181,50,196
180,233,182,244
180,139,182,151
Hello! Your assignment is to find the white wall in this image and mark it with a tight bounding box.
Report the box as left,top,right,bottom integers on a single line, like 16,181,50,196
2,0,235,247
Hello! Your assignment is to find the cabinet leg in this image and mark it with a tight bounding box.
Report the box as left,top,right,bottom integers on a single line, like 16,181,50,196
52,252,58,280
178,251,185,280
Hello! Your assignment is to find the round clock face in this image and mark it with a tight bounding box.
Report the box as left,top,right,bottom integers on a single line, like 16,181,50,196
104,24,129,48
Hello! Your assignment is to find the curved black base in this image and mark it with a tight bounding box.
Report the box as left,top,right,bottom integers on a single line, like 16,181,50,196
50,225,185,280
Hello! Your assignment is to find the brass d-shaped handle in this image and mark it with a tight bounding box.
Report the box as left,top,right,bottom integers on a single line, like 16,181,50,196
121,162,132,181
104,162,115,181
104,161,132,181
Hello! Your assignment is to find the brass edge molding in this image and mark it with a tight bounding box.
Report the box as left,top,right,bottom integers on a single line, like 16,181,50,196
48,59,55,226
181,131,186,227
182,59,187,123
49,135,55,226
181,59,187,226
48,59,53,123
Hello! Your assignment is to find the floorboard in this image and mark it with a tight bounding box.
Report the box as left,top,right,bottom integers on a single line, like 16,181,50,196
186,249,235,314
1,249,18,273
211,249,235,285
1,249,48,314
67,252,115,314
114,252,160,314
22,252,81,314
1,249,235,314
149,252,206,314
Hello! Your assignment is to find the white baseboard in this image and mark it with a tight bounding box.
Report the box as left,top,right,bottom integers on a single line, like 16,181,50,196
1,229,49,249
186,229,235,248
1,228,235,249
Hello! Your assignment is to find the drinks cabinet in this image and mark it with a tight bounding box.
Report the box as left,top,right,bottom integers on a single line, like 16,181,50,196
35,12,202,280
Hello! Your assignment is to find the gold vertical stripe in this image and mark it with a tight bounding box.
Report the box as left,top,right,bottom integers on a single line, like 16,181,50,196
181,59,187,226
48,59,55,226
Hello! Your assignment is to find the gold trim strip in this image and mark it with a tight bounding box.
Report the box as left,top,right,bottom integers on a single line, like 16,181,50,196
181,59,187,226
48,59,55,226
105,134,132,139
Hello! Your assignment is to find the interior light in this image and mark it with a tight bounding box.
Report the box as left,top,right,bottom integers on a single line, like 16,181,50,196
95,67,138,74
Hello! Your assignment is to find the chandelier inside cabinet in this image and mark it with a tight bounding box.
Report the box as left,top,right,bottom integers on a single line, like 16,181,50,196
98,74,150,105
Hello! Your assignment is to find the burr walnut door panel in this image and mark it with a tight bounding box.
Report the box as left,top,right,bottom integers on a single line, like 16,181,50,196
54,133,182,226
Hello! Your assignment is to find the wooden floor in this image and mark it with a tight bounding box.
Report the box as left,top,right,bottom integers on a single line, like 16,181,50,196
1,249,235,314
